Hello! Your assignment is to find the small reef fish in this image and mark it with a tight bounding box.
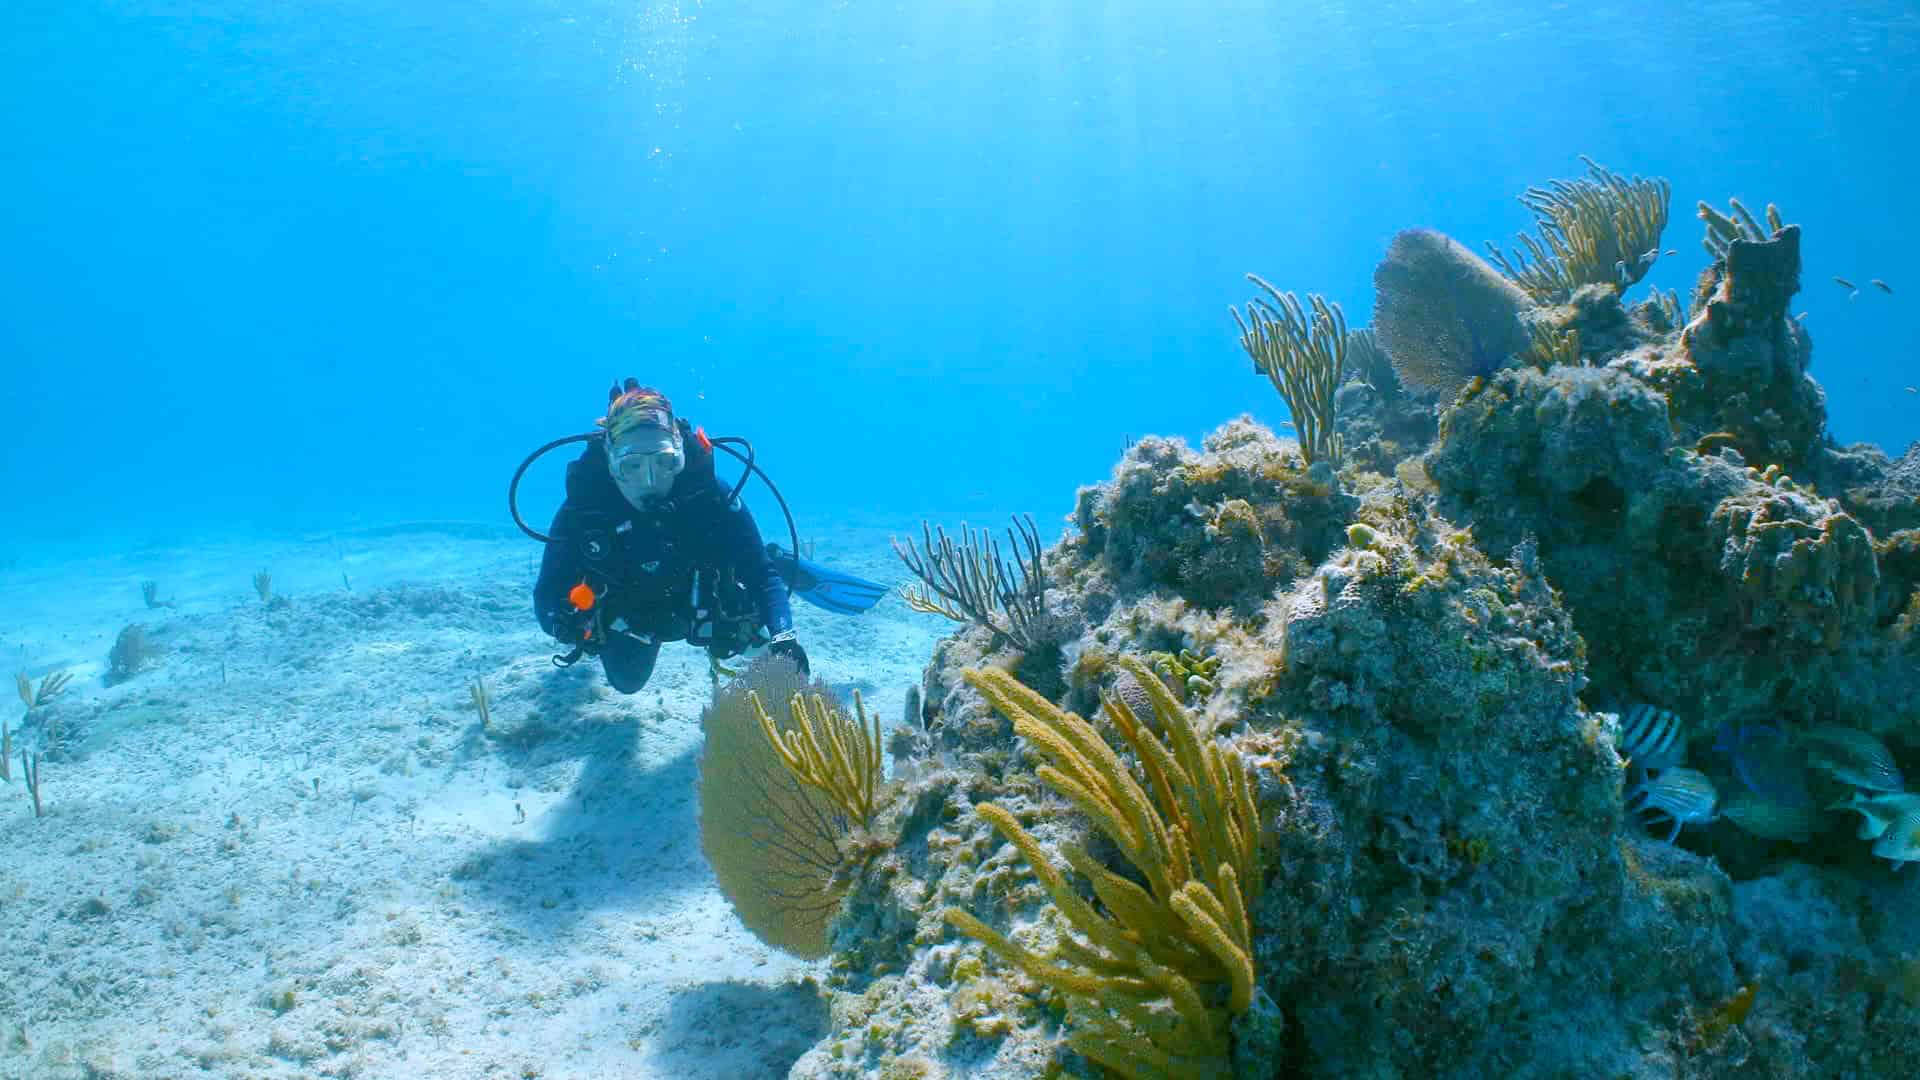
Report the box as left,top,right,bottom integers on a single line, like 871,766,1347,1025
1833,276,1860,300
1720,793,1818,843
1628,767,1718,843
1871,807,1920,870
1664,249,1678,257
1618,704,1687,770
1801,724,1903,792
1871,279,1892,294
1830,792,1920,841
1714,717,1810,809
1906,387,1918,395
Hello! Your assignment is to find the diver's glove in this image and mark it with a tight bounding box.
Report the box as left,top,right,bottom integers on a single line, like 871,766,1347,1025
545,606,600,654
767,631,810,676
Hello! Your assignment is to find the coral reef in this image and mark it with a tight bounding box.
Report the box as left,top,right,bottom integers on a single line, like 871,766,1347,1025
780,184,1919,1079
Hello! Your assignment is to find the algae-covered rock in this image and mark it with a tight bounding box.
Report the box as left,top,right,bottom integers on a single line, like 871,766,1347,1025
1429,364,1677,513
1422,350,1915,753
1065,418,1354,620
797,414,1755,1078
1705,481,1878,646
1673,222,1825,472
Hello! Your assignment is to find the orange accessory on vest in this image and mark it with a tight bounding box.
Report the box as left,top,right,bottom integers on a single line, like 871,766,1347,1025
568,582,596,611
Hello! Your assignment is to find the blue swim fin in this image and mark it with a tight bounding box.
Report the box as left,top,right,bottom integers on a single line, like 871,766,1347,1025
767,545,889,615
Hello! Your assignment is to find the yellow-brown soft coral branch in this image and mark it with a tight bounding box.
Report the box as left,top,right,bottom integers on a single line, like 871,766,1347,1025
751,688,884,828
942,658,1269,1078
1231,279,1348,467
897,582,969,622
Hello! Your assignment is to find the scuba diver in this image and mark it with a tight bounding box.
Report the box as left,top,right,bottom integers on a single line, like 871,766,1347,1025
512,379,887,693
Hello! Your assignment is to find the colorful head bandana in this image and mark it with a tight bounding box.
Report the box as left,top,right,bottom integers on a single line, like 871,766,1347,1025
600,386,675,444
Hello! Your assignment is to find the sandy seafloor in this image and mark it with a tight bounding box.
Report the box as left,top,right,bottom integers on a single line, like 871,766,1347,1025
0,517,958,1079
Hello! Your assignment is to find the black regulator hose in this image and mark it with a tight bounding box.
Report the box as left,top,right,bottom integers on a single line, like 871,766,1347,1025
710,436,801,594
508,432,598,544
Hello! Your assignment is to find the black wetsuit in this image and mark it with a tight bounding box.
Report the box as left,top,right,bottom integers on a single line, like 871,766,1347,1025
533,420,793,692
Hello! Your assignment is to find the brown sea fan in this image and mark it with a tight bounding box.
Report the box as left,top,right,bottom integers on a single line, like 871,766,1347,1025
697,656,854,959
1373,228,1533,399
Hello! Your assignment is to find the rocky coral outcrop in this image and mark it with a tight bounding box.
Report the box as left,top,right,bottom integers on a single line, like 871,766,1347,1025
794,425,1743,1078
1672,223,1825,472
787,210,1918,1079
1706,478,1879,646
1424,355,1915,750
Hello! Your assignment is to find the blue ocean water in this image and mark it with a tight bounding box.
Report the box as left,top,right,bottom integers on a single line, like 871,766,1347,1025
5,7,1920,1078
1,0,1914,552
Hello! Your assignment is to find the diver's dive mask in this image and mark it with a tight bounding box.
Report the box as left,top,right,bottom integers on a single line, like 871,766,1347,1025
608,425,685,505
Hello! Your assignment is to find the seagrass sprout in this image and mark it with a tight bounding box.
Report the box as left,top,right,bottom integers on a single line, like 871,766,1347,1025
468,677,491,732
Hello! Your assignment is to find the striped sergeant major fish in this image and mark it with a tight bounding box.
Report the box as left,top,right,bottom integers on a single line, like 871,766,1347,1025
1628,767,1719,844
1618,704,1687,770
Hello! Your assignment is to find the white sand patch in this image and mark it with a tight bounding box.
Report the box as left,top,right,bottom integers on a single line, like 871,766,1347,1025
0,521,948,1079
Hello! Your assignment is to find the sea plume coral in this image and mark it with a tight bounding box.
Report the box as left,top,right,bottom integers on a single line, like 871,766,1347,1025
942,658,1265,1078
1231,278,1348,467
1486,156,1673,301
1373,228,1533,399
